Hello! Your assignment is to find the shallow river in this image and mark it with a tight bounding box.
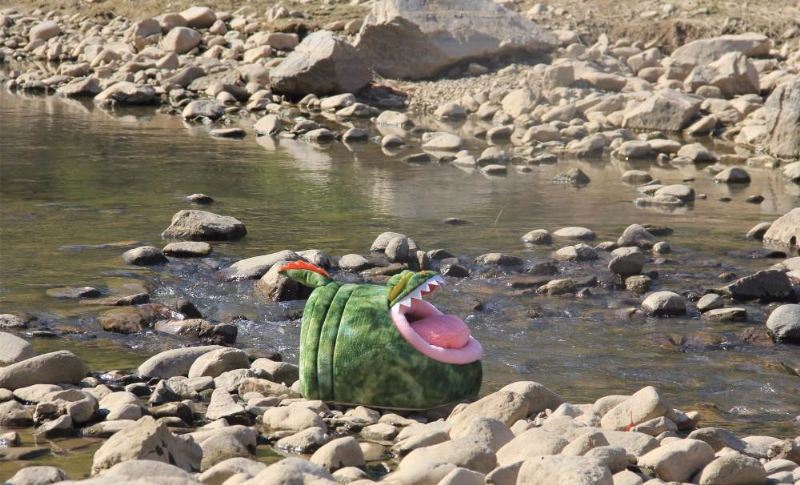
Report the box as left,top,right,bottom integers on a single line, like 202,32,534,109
1,87,799,463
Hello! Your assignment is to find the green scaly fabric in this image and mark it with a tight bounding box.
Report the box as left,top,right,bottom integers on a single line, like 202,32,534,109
281,266,482,410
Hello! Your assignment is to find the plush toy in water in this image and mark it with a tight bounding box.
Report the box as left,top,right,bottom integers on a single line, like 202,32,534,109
279,261,483,410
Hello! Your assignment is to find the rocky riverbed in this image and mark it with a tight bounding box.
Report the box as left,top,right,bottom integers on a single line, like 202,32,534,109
2,0,800,482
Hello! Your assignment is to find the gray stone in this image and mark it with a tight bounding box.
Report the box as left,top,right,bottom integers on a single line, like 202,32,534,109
137,346,223,379
6,466,67,485
608,247,645,276
698,452,766,485
162,241,211,257
622,90,701,131
91,416,202,475
122,246,167,265
0,351,86,390
183,100,225,120
0,332,35,366
521,229,552,245
762,208,800,251
270,30,371,95
95,82,157,105
766,304,800,343
517,455,612,485
240,457,336,485
637,438,715,482
354,0,556,80
310,436,365,471
162,210,246,241
641,291,686,316
763,76,800,159
724,270,795,302
670,33,770,69
161,26,201,54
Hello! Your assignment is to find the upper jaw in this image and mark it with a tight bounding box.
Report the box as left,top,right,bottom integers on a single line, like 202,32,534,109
390,275,483,365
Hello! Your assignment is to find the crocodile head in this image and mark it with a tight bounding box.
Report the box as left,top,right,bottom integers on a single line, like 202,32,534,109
280,262,483,410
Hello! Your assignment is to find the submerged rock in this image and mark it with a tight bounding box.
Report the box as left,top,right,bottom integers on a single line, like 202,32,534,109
762,208,800,252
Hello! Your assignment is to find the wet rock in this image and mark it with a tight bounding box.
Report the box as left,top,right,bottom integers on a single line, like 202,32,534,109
608,247,645,276
697,293,724,312
210,128,246,139
338,254,372,271
0,332,35,366
35,414,73,438
638,438,715,482
553,167,590,185
766,304,800,343
161,26,201,54
517,455,612,485
622,90,701,131
91,416,202,475
641,291,686,316
521,229,552,245
617,224,655,249
746,222,772,241
153,319,236,345
95,82,157,105
270,30,371,95
677,143,717,163
254,262,314,302
354,0,556,80
762,76,800,159
714,167,751,184
0,400,34,427
762,208,800,252
704,306,747,322
5,466,67,485
476,253,522,267
655,184,695,202
57,77,101,97
554,227,596,240
45,286,101,299
0,314,30,329
162,210,246,241
122,246,168,265
625,275,652,293
0,351,86,390
536,278,576,296
218,250,302,281
555,244,598,262
137,345,224,379
162,241,211,257
99,304,173,334
616,140,655,159
183,100,225,121
621,170,653,184
724,270,795,302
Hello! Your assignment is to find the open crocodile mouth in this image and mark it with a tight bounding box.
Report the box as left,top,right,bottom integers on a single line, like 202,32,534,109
390,275,483,365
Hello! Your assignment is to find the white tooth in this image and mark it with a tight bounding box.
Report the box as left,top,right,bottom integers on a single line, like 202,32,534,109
420,283,431,293
432,275,445,285
400,297,413,308
410,288,423,301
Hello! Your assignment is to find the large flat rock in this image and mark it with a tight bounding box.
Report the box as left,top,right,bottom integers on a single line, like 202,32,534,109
354,0,556,80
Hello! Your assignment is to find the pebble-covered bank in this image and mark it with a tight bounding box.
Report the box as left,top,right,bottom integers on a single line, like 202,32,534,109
2,0,800,482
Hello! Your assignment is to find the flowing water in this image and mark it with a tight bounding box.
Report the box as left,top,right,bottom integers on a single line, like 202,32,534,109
1,88,799,476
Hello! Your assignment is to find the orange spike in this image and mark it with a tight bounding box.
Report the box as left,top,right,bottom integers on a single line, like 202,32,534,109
279,261,331,279
624,411,635,432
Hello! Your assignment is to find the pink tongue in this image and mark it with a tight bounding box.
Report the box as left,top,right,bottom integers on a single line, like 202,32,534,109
410,314,470,349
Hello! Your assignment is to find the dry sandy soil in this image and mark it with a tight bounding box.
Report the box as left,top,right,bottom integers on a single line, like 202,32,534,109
1,0,798,52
